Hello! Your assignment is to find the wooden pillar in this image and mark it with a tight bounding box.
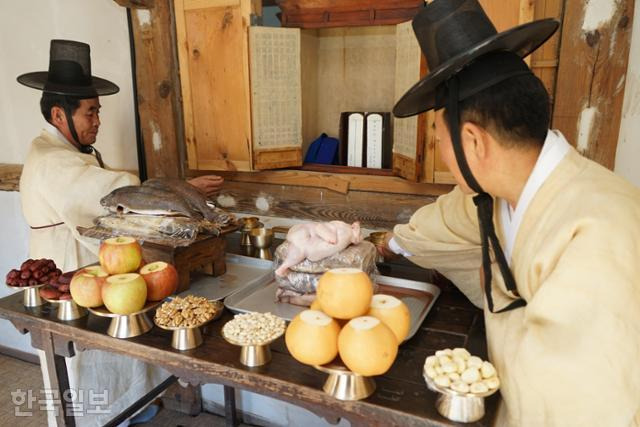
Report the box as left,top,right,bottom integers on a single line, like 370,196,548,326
552,0,635,169
114,0,184,179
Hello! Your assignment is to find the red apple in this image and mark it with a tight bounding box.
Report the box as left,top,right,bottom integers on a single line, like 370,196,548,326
70,265,108,308
139,261,178,301
99,236,143,275
101,273,147,315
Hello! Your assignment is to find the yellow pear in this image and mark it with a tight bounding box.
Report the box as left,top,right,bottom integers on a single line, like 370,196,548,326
285,310,340,366
368,294,411,343
338,316,398,376
316,268,373,319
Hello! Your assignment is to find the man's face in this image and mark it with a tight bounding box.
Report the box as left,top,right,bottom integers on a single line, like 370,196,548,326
434,109,473,193
70,98,101,145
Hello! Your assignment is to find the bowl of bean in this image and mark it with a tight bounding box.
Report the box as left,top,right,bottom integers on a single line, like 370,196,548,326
221,312,286,367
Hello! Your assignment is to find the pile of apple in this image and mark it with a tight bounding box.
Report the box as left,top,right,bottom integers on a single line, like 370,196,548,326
285,268,411,377
70,236,178,315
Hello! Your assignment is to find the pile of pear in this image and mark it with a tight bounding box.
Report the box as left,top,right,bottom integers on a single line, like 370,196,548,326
285,268,411,377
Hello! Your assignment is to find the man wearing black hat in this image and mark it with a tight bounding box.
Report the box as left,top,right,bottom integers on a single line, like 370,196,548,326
380,0,640,424
17,39,218,425
18,40,223,273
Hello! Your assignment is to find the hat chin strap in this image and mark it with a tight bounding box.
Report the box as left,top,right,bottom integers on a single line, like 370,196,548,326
62,106,104,168
446,76,525,314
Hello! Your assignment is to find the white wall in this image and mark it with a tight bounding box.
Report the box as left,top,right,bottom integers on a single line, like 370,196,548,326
0,0,138,171
0,191,33,354
615,1,640,186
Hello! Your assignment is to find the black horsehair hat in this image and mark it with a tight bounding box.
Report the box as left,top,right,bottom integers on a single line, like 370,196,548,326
393,0,558,117
17,39,119,98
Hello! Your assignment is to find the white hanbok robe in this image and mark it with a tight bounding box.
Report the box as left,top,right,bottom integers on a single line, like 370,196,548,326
20,128,169,426
393,132,640,426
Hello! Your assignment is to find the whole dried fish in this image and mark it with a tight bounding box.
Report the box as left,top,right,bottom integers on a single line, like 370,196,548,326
100,185,201,218
143,178,218,221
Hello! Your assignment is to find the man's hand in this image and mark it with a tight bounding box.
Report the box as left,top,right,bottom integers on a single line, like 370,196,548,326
187,175,224,198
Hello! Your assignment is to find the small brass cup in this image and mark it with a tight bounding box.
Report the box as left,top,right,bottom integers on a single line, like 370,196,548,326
239,217,262,246
249,228,274,260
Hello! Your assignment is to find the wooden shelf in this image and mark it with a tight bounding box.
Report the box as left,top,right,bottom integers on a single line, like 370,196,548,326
277,0,423,28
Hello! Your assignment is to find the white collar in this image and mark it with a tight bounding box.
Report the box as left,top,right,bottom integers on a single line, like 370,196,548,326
44,121,75,148
499,130,571,263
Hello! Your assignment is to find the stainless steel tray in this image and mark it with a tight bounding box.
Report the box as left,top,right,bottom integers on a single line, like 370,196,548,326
223,274,440,341
178,254,273,301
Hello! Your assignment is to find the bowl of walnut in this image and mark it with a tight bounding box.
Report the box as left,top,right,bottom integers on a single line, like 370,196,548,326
423,347,500,423
154,295,223,350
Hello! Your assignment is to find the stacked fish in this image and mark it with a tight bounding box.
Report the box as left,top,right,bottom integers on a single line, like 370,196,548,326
95,178,235,244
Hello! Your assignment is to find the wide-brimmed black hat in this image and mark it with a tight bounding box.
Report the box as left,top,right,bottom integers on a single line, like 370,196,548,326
17,39,119,98
393,0,558,117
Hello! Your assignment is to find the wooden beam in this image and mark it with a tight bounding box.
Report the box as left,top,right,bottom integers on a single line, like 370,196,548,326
0,163,22,192
552,0,634,169
120,0,184,179
216,181,438,230
191,168,453,196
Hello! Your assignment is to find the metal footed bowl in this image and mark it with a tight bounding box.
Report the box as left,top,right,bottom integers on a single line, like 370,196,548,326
42,297,88,321
6,283,47,307
88,301,162,339
221,328,284,367
314,360,376,401
154,300,224,350
423,368,499,423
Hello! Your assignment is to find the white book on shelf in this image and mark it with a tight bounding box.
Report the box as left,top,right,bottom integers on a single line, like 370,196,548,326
366,113,383,168
347,113,364,167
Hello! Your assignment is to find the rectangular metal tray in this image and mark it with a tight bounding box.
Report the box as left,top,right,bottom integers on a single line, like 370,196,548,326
223,273,441,341
177,254,273,301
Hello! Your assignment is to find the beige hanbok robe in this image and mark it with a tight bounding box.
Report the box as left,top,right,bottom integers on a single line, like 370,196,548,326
394,142,640,426
20,128,169,426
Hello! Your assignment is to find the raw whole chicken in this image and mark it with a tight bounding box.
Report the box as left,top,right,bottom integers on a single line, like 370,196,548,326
274,221,363,276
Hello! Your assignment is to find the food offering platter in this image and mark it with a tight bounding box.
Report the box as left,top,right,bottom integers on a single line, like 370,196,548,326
5,258,65,308
314,359,376,401
221,329,284,367
423,348,500,423
221,312,286,367
224,273,440,342
88,301,162,339
154,298,224,350
8,283,47,308
42,296,88,321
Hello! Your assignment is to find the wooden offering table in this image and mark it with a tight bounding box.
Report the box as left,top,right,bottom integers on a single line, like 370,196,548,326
0,255,498,426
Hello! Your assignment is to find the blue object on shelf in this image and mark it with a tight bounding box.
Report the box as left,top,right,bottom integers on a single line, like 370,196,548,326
304,133,339,165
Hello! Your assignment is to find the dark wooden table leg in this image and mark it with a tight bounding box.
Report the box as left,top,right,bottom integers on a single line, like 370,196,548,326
39,330,76,427
224,385,238,427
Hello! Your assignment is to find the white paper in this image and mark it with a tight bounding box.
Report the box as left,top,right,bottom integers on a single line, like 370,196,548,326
366,113,383,168
347,113,364,167
249,27,302,149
